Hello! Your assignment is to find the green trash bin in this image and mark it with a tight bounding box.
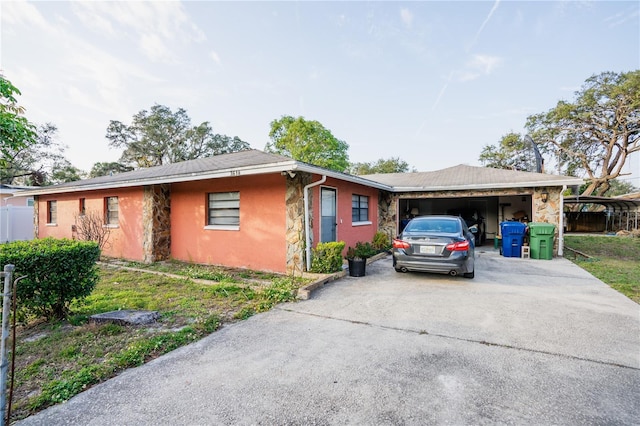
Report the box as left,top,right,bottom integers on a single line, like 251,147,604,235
528,222,556,259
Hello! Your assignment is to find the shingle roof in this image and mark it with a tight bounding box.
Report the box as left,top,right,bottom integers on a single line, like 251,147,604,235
16,152,584,197
17,149,391,196
363,164,584,191
49,149,296,190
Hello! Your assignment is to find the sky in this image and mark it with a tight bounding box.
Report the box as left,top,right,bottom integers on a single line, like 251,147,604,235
1,0,639,182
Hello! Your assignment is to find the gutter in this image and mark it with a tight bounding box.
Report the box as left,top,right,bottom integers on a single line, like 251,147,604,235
558,185,566,257
303,175,327,272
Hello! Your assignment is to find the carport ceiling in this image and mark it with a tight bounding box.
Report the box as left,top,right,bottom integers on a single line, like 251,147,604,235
564,195,640,211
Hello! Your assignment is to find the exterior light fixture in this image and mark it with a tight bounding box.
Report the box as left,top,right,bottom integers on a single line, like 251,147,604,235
541,191,549,203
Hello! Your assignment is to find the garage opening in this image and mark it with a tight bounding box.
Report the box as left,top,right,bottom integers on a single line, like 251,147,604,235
398,194,533,246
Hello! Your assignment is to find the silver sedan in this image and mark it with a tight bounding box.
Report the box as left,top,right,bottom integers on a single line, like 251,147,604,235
392,215,475,278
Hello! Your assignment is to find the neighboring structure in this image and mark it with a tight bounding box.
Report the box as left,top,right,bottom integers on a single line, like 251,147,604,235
17,150,583,271
0,184,35,243
563,194,640,233
1,184,34,207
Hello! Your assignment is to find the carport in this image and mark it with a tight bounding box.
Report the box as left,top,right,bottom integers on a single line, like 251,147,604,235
364,164,584,256
564,195,640,232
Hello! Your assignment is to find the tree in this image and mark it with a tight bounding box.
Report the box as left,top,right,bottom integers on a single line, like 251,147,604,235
0,123,80,185
479,132,539,172
265,115,349,172
527,71,639,196
350,157,414,175
106,104,250,168
0,74,37,168
89,161,134,178
49,159,84,184
479,71,640,196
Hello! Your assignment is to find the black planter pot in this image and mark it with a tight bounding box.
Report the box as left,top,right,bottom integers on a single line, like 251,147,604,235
348,258,366,277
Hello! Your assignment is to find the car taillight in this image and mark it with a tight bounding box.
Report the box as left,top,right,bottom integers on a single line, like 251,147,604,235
446,240,470,251
393,239,410,250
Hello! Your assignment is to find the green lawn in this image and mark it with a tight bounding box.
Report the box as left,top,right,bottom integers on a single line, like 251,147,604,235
564,235,640,303
9,262,310,422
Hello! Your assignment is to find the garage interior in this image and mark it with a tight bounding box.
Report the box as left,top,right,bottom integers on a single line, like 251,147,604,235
397,194,534,245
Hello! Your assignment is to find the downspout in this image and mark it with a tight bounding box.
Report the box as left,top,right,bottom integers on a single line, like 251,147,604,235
558,185,566,257
304,175,327,272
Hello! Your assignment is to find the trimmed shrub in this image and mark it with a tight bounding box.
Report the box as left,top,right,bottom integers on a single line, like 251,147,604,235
372,231,392,252
0,238,100,320
310,241,346,273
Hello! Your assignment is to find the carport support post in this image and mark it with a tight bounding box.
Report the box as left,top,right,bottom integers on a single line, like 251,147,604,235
1,264,15,425
558,185,565,257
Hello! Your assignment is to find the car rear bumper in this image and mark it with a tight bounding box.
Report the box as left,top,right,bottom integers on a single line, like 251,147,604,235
393,252,473,275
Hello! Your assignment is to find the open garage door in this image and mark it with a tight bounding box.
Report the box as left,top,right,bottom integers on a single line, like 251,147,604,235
398,194,533,245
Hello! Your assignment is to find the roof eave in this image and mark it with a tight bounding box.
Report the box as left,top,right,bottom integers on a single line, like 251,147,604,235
392,178,584,192
292,163,393,190
14,159,394,196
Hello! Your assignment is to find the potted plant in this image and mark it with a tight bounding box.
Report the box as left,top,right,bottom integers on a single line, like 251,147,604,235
346,242,376,277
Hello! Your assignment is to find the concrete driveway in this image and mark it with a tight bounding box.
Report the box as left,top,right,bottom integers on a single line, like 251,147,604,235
19,250,640,425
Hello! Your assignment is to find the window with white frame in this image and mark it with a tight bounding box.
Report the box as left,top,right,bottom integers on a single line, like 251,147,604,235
207,192,240,227
352,194,369,222
105,196,119,225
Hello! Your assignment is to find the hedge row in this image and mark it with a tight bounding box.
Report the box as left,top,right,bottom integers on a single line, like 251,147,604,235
0,238,100,320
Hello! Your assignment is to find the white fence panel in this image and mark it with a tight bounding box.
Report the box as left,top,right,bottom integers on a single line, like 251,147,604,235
0,206,34,243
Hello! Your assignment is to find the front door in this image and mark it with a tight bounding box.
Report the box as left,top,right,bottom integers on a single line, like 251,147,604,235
320,187,337,242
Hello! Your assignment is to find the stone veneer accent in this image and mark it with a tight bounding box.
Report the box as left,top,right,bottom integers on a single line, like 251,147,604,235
377,190,395,241
285,172,312,275
33,196,39,239
142,184,171,263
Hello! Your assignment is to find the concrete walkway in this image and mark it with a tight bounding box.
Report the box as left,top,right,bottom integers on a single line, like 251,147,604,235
18,250,640,425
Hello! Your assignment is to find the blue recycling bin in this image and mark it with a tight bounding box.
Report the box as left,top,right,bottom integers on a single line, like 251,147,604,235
500,221,527,257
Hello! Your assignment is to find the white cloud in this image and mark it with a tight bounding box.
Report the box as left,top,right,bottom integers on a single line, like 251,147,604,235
1,0,57,35
400,8,413,29
210,50,221,64
71,1,206,63
604,8,640,28
449,54,503,83
140,33,175,63
467,54,502,75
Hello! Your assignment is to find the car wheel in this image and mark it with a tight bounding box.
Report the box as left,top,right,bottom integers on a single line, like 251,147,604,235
463,270,475,279
395,268,404,273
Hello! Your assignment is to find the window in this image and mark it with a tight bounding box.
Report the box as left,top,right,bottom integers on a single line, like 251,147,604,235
26,198,34,207
47,200,57,224
79,198,86,216
105,197,119,225
352,194,369,223
207,192,239,227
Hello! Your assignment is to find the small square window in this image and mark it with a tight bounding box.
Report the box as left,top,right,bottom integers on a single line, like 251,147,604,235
208,192,239,226
352,194,369,222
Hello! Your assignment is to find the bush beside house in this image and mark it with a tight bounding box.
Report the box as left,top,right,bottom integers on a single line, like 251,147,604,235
0,238,100,320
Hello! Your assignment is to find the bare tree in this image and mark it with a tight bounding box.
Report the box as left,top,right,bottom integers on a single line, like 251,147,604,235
74,211,111,251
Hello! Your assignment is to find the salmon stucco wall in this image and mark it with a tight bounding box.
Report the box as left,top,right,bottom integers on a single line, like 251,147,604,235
170,174,287,273
36,188,145,260
310,177,379,253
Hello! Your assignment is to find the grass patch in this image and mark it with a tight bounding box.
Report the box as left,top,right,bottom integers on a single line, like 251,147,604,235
9,264,310,422
564,235,640,303
117,259,282,283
